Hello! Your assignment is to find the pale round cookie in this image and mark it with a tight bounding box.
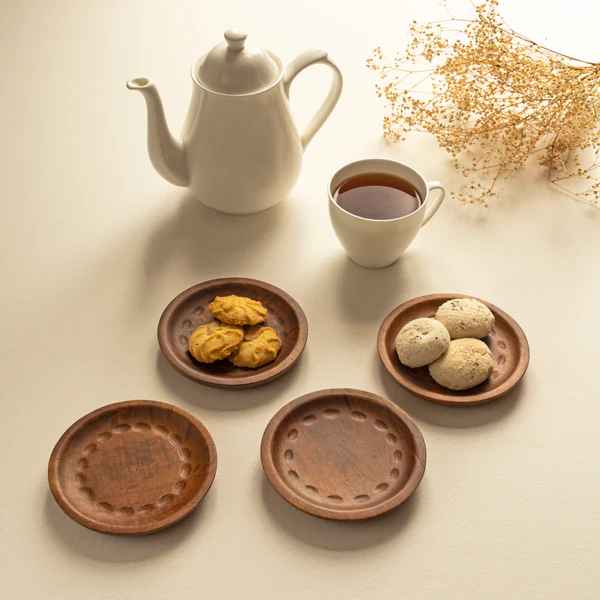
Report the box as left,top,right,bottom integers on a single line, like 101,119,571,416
428,338,495,391
394,317,451,368
435,298,495,339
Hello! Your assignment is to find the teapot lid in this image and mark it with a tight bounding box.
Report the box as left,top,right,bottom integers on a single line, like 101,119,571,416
196,30,281,95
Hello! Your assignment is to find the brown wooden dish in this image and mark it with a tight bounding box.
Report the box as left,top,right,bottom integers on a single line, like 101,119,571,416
158,278,308,389
48,400,217,535
378,293,530,406
261,389,426,520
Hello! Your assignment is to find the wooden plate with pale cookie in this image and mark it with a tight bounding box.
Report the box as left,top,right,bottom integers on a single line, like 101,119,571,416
158,278,308,389
378,294,529,406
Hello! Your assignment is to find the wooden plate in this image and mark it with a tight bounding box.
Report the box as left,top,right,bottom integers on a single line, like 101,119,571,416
261,389,426,520
378,294,530,406
158,278,308,389
48,400,217,535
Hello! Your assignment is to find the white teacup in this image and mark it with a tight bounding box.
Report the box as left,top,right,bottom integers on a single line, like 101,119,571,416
328,159,445,268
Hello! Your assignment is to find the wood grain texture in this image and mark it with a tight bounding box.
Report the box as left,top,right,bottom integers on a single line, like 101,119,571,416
158,278,308,389
377,294,530,406
261,389,426,520
48,400,217,535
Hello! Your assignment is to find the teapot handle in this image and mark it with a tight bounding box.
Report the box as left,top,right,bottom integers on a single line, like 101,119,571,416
283,50,343,150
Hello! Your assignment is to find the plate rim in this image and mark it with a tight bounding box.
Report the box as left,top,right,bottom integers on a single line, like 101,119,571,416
158,277,308,389
377,293,530,406
48,399,218,535
260,388,426,521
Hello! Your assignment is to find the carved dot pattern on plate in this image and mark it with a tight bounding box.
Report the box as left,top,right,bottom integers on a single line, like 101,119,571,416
263,390,426,521
277,403,408,506
323,408,340,418
80,487,95,500
154,425,169,437
74,421,195,516
83,443,97,455
48,400,216,534
49,400,217,535
374,419,388,431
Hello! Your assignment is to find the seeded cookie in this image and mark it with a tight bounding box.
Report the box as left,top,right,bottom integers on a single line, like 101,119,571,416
435,298,494,339
428,338,494,390
188,322,244,363
208,295,267,326
230,326,281,368
395,318,450,368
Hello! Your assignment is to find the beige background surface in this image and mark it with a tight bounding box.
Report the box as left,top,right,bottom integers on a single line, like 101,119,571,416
2,1,599,598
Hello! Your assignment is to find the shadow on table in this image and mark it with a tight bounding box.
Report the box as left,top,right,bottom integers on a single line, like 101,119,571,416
376,355,524,428
44,488,216,563
142,193,294,291
260,476,422,551
155,350,304,411
315,252,431,323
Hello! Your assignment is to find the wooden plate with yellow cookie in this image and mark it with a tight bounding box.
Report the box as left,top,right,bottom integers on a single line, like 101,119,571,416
158,278,308,389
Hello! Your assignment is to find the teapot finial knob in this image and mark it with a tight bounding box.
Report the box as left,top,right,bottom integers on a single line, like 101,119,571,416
224,29,247,51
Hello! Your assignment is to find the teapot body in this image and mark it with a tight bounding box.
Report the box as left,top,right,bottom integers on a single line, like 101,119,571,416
127,32,342,215
182,76,303,214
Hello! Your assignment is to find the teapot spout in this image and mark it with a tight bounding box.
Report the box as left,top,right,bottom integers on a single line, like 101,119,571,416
126,78,189,187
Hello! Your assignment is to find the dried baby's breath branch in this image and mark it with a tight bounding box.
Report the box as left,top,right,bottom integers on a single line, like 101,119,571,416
367,0,600,205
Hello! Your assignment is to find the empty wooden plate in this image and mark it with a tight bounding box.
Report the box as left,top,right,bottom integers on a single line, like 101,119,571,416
48,400,217,535
158,278,308,389
378,294,530,406
261,389,426,520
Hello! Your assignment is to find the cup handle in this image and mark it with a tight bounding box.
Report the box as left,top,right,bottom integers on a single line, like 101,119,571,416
421,181,445,227
283,49,343,150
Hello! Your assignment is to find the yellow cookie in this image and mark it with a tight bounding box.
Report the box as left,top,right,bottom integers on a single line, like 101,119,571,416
188,322,244,363
208,295,267,326
230,327,281,369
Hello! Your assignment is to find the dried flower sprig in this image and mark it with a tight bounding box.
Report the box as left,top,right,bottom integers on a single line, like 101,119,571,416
368,0,600,205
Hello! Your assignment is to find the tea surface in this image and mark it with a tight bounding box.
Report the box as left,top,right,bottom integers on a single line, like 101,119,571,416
334,172,421,219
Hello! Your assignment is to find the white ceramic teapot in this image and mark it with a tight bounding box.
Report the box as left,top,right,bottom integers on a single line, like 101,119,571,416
127,30,343,214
